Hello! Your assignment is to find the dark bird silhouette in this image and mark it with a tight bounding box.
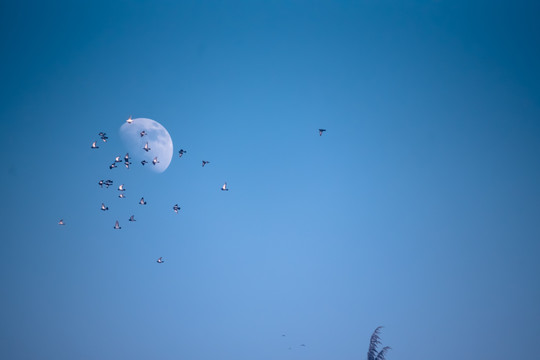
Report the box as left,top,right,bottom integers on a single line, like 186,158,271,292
157,257,164,263
58,219,65,225
319,128,326,136
109,163,117,169
173,204,180,213
141,160,148,166
140,130,147,137
91,141,99,149
202,160,209,167
139,197,146,205
367,327,390,360
152,157,159,165
221,182,228,191
129,215,136,222
104,180,113,188
124,153,130,162
178,149,186,157
98,132,108,142
114,220,121,229
143,142,151,152
125,161,130,169
98,180,104,187
98,132,106,137
101,203,109,211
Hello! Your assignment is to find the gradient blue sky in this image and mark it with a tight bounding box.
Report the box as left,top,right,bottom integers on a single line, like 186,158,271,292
1,1,540,359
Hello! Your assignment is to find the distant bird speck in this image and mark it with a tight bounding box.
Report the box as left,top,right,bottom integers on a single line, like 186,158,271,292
101,203,109,211
104,180,113,188
157,257,164,263
139,197,146,205
98,180,104,187
115,156,122,163
114,220,121,229
124,153,130,162
99,132,108,142
129,215,136,222
109,163,117,169
173,204,180,213
141,160,148,166
178,149,186,157
202,160,209,167
143,142,151,152
319,129,326,136
91,141,99,149
126,115,133,124
118,184,125,191
118,194,126,199
125,161,130,169
140,130,147,137
58,219,65,225
221,182,228,191
152,157,159,165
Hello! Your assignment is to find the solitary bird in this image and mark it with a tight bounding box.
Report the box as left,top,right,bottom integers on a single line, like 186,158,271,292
114,156,122,163
114,220,121,229
139,197,147,205
140,130,147,137
319,128,326,136
118,184,125,191
202,160,209,167
126,115,133,124
109,163,117,169
98,180,104,187
173,204,180,213
178,149,186,157
118,194,126,199
91,141,99,149
221,182,228,191
101,203,109,211
152,157,159,165
141,160,148,166
143,142,151,152
157,257,164,264
58,219,65,225
129,215,136,222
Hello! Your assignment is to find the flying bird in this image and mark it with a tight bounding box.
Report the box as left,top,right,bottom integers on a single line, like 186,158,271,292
114,156,122,163
143,142,151,152
141,160,148,166
104,179,113,187
152,157,159,165
98,180,104,187
58,219,65,225
157,257,164,264
202,160,209,167
118,194,126,199
125,161,130,169
124,153,130,162
118,184,125,191
178,149,186,157
139,197,147,205
221,182,228,191
91,141,99,149
114,220,121,229
126,115,133,124
173,204,180,213
98,132,106,137
140,130,147,137
99,132,108,142
129,215,136,222
319,128,326,136
109,163,117,169
101,203,109,211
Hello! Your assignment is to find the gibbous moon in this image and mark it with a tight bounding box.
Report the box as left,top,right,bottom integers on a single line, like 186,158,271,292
119,118,173,173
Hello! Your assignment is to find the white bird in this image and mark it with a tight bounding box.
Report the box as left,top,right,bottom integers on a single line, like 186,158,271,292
143,142,151,152
152,157,159,165
91,141,99,149
126,115,133,124
58,219,65,225
114,220,121,229
98,180,104,187
139,197,147,205
115,156,122,163
119,194,126,199
129,215,136,222
101,203,109,211
221,182,228,191
118,184,125,191
157,257,164,264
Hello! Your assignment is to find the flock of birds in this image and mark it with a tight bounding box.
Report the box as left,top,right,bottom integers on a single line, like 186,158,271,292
58,118,327,266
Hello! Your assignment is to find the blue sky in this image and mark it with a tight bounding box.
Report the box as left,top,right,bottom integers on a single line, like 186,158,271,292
1,1,540,359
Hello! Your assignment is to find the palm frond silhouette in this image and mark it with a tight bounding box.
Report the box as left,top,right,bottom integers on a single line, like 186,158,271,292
367,326,391,360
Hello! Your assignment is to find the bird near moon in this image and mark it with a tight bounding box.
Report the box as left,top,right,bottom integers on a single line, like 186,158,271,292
119,118,173,173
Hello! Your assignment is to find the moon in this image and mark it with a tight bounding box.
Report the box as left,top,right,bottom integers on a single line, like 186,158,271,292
119,118,173,173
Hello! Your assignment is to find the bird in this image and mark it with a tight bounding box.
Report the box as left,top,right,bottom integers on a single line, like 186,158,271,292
152,157,159,165
173,204,180,213
104,179,113,188
157,257,164,264
99,132,108,142
178,149,186,157
221,182,228,191
202,160,209,167
139,197,146,205
129,215,136,222
118,194,126,199
124,153,130,162
109,163,117,169
98,132,106,137
143,142,151,152
58,219,65,225
91,141,99,149
114,220,121,229
114,156,122,163
319,128,326,136
141,160,148,166
118,184,125,191
101,203,109,211
126,115,133,124
98,180,104,187
125,161,130,169
140,130,147,137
